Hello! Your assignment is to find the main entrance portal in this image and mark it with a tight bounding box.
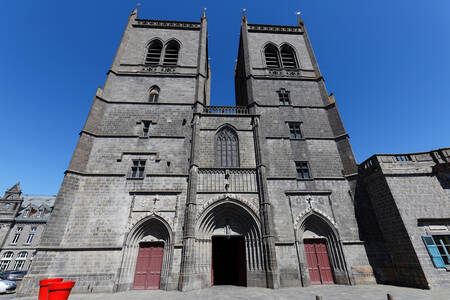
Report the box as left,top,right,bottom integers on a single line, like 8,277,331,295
304,239,334,285
212,236,246,286
133,242,164,290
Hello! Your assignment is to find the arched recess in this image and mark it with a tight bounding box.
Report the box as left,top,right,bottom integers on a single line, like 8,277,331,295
195,198,265,288
297,212,350,285
116,215,173,291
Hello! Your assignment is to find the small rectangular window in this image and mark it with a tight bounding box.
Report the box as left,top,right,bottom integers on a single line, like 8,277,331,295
277,88,291,105
12,234,20,244
17,227,23,232
130,160,146,179
288,123,302,140
31,227,37,232
25,234,34,244
142,121,151,137
13,260,25,271
295,162,310,179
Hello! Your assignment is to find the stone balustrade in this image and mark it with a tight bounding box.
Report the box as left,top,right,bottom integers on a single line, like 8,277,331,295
197,168,257,192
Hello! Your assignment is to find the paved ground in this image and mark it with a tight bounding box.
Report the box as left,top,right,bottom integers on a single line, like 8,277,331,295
0,284,449,300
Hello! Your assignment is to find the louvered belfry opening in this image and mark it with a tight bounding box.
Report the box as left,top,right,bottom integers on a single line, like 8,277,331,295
264,44,280,68
216,127,239,167
163,41,180,65
280,45,298,69
145,40,163,65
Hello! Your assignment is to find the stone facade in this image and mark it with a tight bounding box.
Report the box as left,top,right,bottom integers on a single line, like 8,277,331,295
0,183,55,273
17,8,380,295
357,148,450,289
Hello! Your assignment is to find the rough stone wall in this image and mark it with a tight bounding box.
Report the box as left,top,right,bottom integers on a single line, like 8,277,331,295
358,150,450,288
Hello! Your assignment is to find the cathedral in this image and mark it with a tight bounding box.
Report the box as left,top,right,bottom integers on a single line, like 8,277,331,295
15,7,449,295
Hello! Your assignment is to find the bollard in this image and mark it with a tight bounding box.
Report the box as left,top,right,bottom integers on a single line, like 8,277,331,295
387,293,394,300
316,296,322,300
38,278,63,300
47,281,76,300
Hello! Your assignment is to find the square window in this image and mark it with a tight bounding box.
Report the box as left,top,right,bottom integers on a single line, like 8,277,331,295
288,123,302,139
130,160,146,179
295,162,310,179
277,88,291,105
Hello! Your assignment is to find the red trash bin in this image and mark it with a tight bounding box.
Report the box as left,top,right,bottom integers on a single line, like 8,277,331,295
39,278,64,300
47,281,76,300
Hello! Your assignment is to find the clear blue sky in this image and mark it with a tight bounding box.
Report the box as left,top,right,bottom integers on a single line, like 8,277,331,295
0,0,449,195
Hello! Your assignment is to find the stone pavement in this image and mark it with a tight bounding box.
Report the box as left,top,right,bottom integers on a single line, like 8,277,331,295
1,284,449,300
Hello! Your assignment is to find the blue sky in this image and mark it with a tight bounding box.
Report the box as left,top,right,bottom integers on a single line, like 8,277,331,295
0,0,449,195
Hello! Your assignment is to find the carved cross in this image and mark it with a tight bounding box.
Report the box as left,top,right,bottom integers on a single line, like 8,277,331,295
306,196,313,209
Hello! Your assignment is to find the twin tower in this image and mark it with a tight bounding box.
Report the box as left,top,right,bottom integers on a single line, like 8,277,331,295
19,8,376,294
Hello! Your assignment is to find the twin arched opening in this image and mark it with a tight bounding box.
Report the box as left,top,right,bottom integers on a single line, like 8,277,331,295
264,43,298,69
145,39,180,66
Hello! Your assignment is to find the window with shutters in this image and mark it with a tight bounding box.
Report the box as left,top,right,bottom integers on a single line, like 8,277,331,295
216,127,239,167
264,44,281,68
163,40,180,65
149,86,160,103
277,88,291,105
295,162,311,179
280,45,298,69
288,123,302,140
423,235,450,267
145,40,163,65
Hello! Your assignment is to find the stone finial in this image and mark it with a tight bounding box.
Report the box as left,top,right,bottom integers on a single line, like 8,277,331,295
131,3,140,16
202,7,207,19
3,182,22,200
242,8,247,22
297,11,304,26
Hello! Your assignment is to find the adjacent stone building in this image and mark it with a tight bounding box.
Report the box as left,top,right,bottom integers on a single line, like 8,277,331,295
0,183,55,273
357,148,450,289
15,7,449,296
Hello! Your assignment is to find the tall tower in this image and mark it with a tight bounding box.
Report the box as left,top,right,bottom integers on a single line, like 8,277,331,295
19,7,209,294
234,12,375,286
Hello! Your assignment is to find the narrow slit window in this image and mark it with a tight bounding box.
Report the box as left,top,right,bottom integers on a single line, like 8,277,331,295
149,86,160,103
142,121,151,137
25,233,34,244
12,233,20,244
145,40,163,65
163,41,180,65
264,45,281,68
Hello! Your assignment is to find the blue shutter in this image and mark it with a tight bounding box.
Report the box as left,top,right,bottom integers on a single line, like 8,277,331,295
422,235,445,268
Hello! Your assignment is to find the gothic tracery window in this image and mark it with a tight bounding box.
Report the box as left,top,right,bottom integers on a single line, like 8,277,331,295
216,127,239,167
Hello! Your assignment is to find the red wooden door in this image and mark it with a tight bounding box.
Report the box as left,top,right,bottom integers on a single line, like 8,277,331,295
133,242,164,290
304,239,334,285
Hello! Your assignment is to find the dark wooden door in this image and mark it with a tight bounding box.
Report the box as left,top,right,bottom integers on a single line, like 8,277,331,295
304,239,334,285
133,242,164,290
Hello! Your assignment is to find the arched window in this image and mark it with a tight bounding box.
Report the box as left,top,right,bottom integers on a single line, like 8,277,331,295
216,127,239,167
280,45,298,69
145,40,163,65
264,44,280,68
163,41,180,65
149,86,160,103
